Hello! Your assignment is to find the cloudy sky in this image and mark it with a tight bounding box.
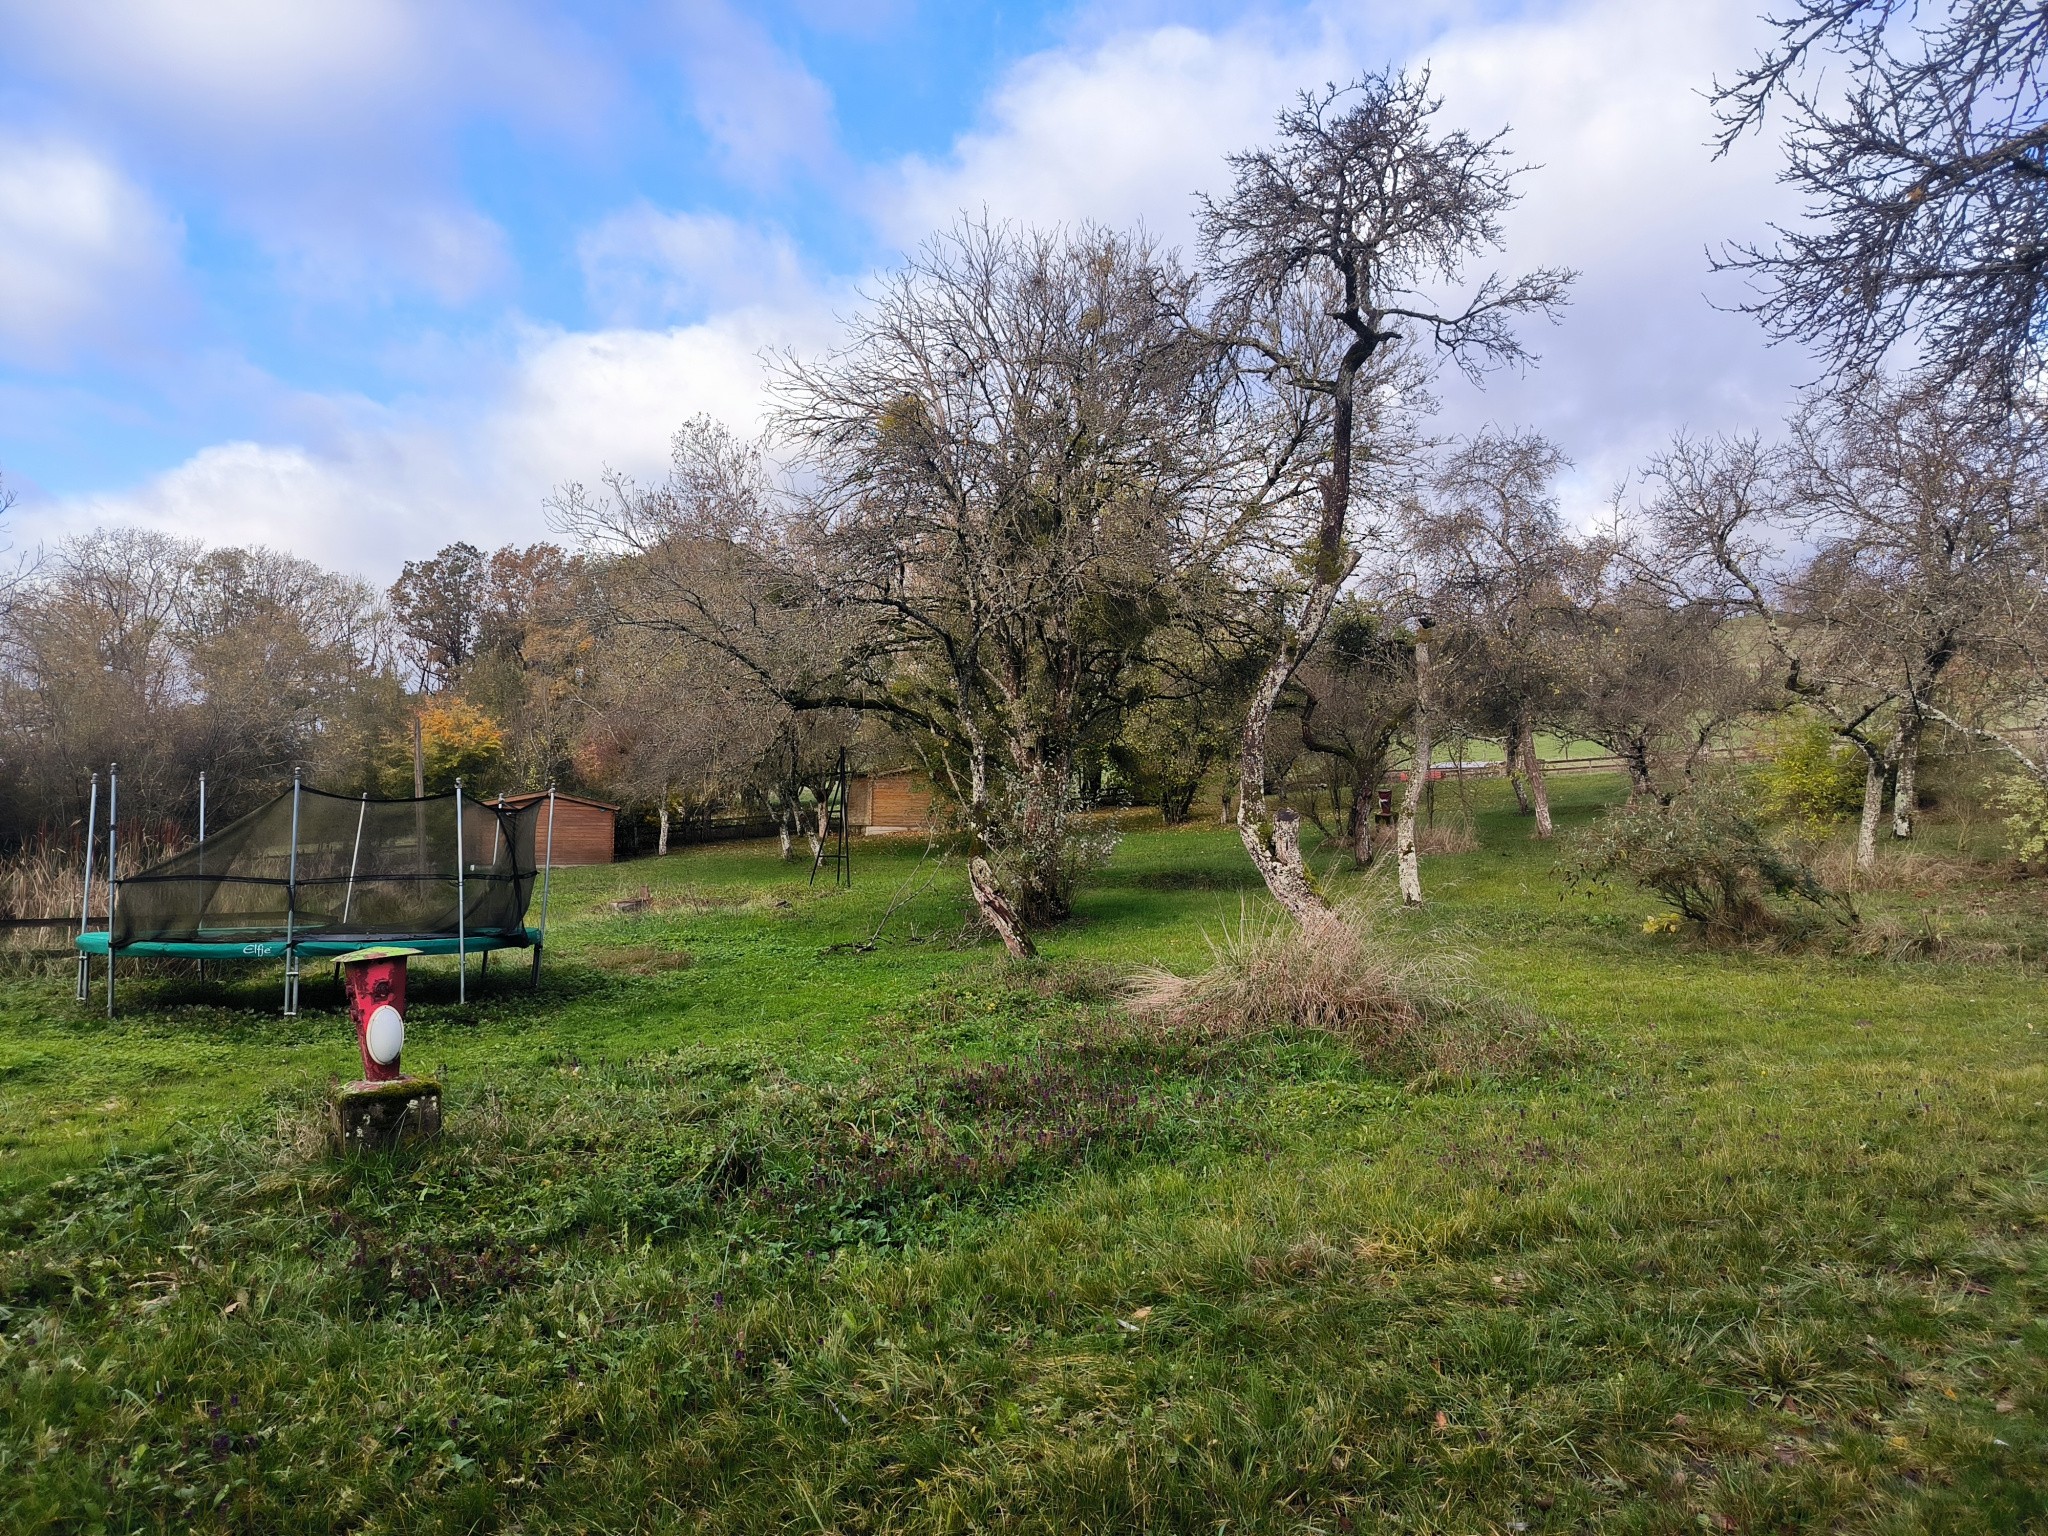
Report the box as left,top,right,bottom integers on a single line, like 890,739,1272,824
0,0,1814,579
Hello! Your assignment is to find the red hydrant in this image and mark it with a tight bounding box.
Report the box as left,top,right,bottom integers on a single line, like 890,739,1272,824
338,946,419,1082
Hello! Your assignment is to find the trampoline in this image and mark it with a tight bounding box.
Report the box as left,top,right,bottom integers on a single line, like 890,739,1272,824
76,775,561,1015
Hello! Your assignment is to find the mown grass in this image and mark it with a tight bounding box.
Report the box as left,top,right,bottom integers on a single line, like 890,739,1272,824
1,774,2043,1532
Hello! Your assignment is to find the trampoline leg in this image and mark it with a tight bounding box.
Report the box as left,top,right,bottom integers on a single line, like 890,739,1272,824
481,950,490,984
76,954,89,1004
530,942,543,992
283,952,300,1019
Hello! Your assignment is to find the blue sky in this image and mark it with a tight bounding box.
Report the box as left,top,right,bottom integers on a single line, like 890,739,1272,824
0,0,1809,578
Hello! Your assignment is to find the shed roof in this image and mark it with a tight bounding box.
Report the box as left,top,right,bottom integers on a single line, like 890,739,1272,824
497,790,620,813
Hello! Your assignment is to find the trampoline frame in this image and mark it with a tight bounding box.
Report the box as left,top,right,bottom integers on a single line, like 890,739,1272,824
77,769,561,1017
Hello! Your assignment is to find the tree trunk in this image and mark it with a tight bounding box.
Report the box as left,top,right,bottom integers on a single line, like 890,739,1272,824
657,791,671,857
1891,714,1919,840
1235,333,1374,925
1397,632,1432,905
1237,650,1331,924
1855,748,1884,872
969,856,1036,959
1520,702,1553,839
1623,743,1657,802
1346,776,1374,865
1503,718,1531,814
777,808,793,862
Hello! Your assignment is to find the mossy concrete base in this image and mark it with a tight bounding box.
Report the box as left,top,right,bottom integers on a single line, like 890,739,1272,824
329,1078,442,1154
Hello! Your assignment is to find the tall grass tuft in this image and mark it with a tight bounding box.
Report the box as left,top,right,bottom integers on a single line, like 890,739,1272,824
0,830,188,959
1125,895,1561,1082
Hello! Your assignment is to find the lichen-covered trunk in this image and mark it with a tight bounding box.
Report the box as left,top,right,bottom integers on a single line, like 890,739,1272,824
1397,634,1432,906
1855,749,1884,872
1237,641,1332,923
1520,702,1553,839
1891,714,1919,840
657,793,671,858
805,798,828,862
969,856,1036,959
777,810,793,862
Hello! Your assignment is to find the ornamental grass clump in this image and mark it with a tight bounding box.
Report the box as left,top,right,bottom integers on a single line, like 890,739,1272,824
1126,896,1555,1082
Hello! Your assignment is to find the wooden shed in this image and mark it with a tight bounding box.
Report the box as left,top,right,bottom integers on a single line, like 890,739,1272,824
850,769,938,834
500,791,618,865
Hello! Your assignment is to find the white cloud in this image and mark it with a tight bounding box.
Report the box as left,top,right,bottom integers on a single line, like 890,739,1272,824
27,301,835,578
578,206,811,325
0,134,182,364
878,0,1811,522
0,0,600,307
0,0,593,143
883,22,1337,251
675,2,840,181
259,198,511,309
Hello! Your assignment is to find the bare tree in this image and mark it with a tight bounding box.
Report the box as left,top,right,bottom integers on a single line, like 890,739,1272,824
1788,374,2038,835
1409,430,1572,838
0,530,402,842
1715,0,2048,393
1553,532,1761,805
1645,381,2037,865
559,224,1228,952
1199,70,1572,922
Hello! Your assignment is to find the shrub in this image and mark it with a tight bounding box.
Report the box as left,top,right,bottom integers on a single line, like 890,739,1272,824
1991,772,2048,864
1125,896,1558,1081
1572,773,1848,940
1759,717,1866,831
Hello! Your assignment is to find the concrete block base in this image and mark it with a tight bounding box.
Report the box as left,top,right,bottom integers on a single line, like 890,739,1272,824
329,1078,442,1154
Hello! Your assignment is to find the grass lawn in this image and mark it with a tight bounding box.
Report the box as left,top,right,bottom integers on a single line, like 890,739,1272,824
1,773,2043,1532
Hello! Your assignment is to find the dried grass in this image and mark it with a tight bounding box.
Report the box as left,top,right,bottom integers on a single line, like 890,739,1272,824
1811,844,1977,894
597,945,697,975
1832,913,2017,964
1125,895,1559,1082
1415,822,1479,856
0,832,183,959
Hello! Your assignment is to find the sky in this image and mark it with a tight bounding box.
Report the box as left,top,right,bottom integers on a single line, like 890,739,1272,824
0,0,1816,581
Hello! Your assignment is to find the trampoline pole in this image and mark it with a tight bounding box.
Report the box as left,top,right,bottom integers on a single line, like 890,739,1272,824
342,791,368,926
106,763,118,1018
77,771,99,1003
533,783,556,992
455,778,467,1004
196,772,207,982
284,768,301,1019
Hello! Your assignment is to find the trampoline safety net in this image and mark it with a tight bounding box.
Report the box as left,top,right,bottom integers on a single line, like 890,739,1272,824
112,788,543,949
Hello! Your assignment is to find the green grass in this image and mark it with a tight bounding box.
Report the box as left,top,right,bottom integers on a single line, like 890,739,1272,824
2,775,2044,1532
